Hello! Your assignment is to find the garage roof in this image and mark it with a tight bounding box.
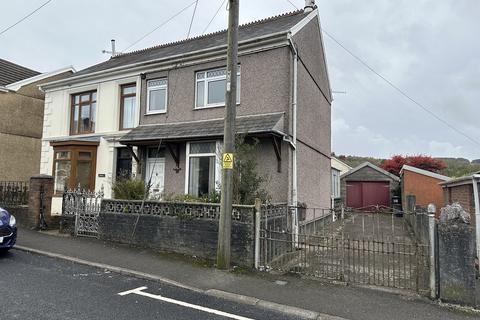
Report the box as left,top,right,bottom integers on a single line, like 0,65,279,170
341,162,400,182
400,165,450,181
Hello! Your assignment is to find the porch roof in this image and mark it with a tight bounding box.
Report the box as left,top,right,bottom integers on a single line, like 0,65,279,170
119,112,285,145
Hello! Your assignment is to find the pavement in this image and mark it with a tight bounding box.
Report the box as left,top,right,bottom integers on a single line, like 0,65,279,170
11,227,480,320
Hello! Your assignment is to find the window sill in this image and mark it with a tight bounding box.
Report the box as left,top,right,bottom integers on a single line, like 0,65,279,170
145,110,167,115
70,131,96,136
194,102,240,110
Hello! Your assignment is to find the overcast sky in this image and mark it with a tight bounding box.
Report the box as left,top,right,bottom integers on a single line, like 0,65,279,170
1,0,478,160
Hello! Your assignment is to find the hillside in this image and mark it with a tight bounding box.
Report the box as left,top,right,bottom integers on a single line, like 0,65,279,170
336,155,480,178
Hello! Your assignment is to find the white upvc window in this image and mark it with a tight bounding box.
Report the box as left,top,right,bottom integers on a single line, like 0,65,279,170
146,78,168,114
185,141,221,197
195,66,240,109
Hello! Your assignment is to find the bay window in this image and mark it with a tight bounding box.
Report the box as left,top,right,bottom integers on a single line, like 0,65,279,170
195,66,240,109
186,142,218,197
53,145,97,193
147,78,167,114
71,91,96,134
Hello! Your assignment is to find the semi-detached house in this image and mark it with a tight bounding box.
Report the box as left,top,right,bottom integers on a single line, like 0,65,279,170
39,5,332,216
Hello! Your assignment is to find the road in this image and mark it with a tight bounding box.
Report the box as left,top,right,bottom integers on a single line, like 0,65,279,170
0,250,301,320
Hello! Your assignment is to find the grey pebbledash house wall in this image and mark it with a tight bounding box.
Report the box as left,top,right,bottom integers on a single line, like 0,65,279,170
133,46,293,204
292,15,332,209
132,16,332,209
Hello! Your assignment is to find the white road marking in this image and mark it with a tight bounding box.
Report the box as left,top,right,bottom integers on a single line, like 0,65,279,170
118,286,255,320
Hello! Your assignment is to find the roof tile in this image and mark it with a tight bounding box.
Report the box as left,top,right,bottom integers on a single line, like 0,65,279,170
71,10,308,78
0,58,40,86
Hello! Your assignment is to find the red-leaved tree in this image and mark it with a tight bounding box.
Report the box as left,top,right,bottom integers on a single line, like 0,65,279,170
380,155,447,176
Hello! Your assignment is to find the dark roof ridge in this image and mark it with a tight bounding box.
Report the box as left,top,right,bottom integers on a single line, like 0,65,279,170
115,9,305,59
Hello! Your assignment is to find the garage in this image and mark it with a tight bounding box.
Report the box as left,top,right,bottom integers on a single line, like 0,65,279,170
340,162,400,210
346,181,390,209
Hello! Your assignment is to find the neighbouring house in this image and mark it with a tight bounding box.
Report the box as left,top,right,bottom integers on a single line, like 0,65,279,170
341,162,400,209
39,3,332,216
441,172,480,228
0,58,74,181
331,157,351,206
400,164,450,216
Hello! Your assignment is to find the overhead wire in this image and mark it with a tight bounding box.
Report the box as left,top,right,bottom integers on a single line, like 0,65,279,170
0,0,53,36
202,0,227,35
284,0,480,149
286,0,299,10
187,0,199,38
122,0,197,52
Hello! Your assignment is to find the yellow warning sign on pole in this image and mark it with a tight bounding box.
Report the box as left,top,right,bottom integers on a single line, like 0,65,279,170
223,153,234,169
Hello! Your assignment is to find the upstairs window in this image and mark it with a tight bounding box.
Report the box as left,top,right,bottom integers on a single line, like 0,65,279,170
120,84,136,130
147,78,167,114
71,91,97,135
195,66,240,109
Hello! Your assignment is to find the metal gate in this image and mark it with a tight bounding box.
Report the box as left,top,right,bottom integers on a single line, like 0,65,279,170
260,206,430,294
62,185,104,237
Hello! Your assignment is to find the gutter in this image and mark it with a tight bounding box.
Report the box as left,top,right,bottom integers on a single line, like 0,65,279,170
473,174,480,260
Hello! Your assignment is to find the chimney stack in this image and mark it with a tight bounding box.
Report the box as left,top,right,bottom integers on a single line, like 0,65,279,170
304,0,316,12
111,39,116,56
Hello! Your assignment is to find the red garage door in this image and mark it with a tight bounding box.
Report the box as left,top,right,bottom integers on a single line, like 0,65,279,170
346,181,390,209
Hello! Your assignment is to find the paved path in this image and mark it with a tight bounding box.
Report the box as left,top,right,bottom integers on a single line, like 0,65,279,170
13,227,479,320
1,250,298,320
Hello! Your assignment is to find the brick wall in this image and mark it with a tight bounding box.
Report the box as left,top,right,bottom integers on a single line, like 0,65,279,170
444,184,475,226
402,170,445,216
98,211,255,268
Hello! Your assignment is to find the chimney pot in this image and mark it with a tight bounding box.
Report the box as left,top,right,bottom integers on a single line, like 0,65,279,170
111,39,116,56
304,0,315,12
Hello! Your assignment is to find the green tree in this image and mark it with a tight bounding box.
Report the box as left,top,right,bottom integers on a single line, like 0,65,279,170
231,135,270,205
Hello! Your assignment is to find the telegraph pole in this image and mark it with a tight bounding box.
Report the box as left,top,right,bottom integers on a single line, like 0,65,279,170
217,0,239,270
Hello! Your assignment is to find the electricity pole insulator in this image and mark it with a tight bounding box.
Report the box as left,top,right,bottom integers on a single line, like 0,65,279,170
217,0,239,270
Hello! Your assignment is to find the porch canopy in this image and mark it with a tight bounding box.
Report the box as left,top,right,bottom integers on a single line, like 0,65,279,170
119,112,286,172
119,112,286,145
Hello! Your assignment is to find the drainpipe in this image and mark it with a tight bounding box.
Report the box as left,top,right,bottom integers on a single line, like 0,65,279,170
472,174,480,260
288,33,299,241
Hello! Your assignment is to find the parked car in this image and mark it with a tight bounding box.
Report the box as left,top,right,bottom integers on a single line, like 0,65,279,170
0,207,17,251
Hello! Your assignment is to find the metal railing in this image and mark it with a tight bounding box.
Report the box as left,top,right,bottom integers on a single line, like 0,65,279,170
261,230,430,293
259,207,432,294
0,181,29,206
62,185,104,237
101,199,255,224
